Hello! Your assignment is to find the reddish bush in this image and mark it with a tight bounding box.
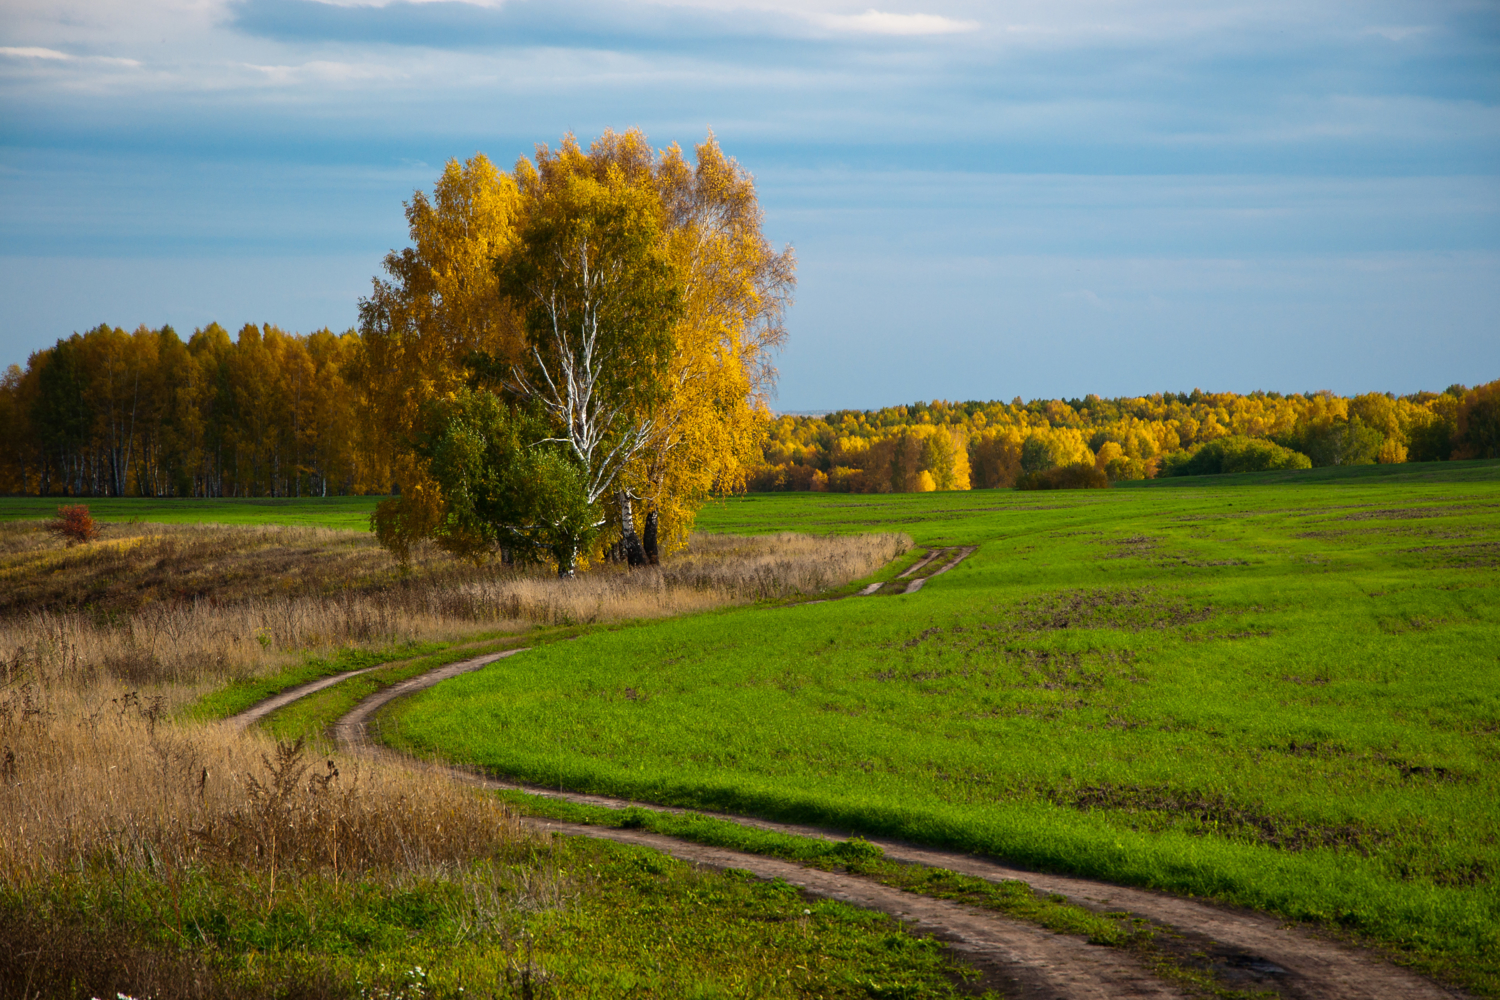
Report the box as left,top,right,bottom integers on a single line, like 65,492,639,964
46,505,101,544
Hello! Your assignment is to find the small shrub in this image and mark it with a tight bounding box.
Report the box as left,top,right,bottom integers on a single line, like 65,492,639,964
828,836,885,865
1160,436,1311,477
1015,463,1109,491
45,505,101,544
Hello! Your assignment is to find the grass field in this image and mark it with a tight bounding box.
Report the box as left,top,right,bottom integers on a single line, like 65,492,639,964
378,465,1500,994
1117,457,1500,488
0,494,383,530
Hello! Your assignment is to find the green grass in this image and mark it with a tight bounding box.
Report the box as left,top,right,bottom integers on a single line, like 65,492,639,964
183,636,546,725
182,640,454,723
492,793,1289,1000
0,495,385,530
250,657,1261,998
3,836,992,999
250,631,573,743
383,476,1500,995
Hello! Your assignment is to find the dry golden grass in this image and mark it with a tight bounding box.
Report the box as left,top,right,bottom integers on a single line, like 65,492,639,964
0,521,910,998
0,521,908,689
0,678,551,999
0,520,907,886
0,678,531,889
0,519,904,904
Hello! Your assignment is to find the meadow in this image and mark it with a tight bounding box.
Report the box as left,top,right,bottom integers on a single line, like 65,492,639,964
375,463,1500,993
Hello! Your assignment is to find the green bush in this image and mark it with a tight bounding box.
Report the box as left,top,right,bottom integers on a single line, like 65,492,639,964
1277,418,1382,467
1408,416,1456,462
1455,380,1500,459
1160,436,1311,477
1015,463,1109,490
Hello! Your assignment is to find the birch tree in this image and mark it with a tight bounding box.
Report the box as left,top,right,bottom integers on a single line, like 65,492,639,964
492,142,682,572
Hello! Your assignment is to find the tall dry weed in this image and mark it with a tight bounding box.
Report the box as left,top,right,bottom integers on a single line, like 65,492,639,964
0,678,546,999
0,678,529,890
1,521,908,689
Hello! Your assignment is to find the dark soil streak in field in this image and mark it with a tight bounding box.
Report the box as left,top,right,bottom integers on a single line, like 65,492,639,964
227,651,1468,1000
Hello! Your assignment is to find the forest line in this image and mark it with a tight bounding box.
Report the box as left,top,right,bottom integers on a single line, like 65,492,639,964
0,128,1494,518
754,384,1500,492
3,324,1498,502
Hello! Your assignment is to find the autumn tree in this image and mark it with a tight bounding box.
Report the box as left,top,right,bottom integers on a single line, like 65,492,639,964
436,131,793,570
360,155,526,557
486,131,793,564
623,132,794,557
491,138,682,572
1454,380,1500,459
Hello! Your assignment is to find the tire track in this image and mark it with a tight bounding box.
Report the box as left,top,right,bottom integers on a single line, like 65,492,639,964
905,545,977,593
324,649,1189,1000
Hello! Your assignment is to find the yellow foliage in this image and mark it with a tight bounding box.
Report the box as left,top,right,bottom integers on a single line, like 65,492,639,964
548,130,795,554
359,154,526,551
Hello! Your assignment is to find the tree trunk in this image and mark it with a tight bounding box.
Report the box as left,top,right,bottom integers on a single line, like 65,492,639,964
616,490,649,567
643,508,659,565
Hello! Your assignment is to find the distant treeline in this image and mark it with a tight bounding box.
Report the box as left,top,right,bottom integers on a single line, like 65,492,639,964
754,384,1500,492
4,322,1497,498
0,323,389,498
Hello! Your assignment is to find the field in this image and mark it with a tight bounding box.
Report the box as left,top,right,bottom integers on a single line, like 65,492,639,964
2,462,1499,996
374,464,1500,993
0,495,384,531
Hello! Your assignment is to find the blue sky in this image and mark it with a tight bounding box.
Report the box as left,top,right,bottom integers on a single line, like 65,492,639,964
1,0,1496,410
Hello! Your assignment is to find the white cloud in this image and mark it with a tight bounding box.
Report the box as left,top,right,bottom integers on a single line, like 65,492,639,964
242,60,405,85
1364,25,1430,42
0,45,143,69
817,9,978,36
0,46,75,59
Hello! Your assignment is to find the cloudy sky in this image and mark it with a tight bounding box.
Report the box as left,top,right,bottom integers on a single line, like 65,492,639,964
1,0,1496,409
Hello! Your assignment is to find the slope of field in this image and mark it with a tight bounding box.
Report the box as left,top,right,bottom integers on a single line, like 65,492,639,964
384,476,1500,993
0,494,384,529
1119,457,1500,488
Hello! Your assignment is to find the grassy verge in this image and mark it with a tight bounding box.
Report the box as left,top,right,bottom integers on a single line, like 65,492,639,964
183,639,458,722
1,820,993,999
497,792,1294,1000
251,630,581,743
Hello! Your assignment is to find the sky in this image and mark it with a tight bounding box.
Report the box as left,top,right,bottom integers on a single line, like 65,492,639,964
1,0,1496,411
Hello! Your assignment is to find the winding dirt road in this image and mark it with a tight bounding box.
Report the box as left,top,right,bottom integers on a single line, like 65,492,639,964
227,557,1464,1000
